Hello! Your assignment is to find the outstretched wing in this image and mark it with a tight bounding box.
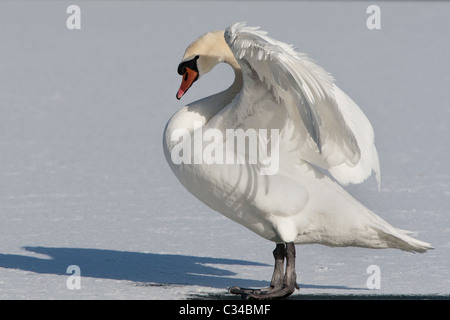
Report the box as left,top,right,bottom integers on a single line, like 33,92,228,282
224,22,380,188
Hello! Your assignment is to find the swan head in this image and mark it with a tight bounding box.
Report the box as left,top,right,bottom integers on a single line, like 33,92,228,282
176,30,238,100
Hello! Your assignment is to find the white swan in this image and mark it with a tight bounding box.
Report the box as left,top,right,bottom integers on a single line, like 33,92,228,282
163,23,433,299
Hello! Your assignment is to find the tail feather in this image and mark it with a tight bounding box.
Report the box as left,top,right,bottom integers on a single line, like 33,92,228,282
374,225,433,253
361,207,433,253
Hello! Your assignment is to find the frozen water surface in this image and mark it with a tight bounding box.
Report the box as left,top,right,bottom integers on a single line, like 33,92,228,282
0,1,449,299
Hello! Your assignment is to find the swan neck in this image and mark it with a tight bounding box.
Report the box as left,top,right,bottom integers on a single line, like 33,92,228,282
229,65,243,96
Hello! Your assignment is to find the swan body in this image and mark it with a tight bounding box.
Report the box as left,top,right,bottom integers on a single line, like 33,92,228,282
163,23,432,298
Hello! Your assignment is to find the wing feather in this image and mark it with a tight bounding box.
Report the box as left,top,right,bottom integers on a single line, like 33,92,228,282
224,22,380,188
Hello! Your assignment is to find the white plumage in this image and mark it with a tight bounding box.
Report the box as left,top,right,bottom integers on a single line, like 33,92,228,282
164,23,432,254
225,23,380,189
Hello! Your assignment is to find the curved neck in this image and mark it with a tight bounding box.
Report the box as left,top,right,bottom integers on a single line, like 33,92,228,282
220,65,243,106
182,61,243,125
164,61,243,153
225,50,243,96
195,64,243,128
175,29,243,124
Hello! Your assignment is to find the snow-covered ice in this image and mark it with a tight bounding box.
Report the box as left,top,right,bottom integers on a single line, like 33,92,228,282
0,1,449,299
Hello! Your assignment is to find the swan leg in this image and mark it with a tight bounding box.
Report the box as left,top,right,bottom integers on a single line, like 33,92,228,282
229,243,299,299
229,243,285,295
269,243,286,290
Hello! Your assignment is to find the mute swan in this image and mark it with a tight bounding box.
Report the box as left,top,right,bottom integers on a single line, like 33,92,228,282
163,23,433,299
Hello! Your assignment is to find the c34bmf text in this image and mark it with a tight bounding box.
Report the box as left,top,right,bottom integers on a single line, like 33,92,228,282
179,304,271,317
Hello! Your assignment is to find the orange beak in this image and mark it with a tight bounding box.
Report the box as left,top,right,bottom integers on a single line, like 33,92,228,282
176,67,198,100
